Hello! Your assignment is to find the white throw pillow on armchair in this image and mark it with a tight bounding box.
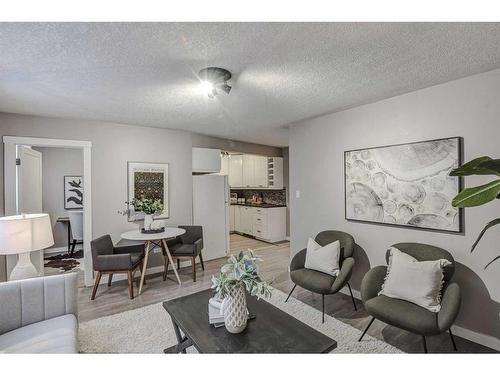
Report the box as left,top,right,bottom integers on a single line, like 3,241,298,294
304,238,341,277
379,247,451,312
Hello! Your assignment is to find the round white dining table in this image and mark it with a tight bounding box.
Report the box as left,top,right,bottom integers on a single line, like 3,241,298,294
121,227,186,294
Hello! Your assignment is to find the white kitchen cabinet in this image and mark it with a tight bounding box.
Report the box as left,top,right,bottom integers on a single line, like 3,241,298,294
242,154,254,188
229,154,243,187
227,153,283,189
229,205,235,232
192,147,221,173
232,205,286,243
267,157,284,190
234,205,241,232
252,206,286,243
240,206,254,235
220,155,229,175
253,155,268,188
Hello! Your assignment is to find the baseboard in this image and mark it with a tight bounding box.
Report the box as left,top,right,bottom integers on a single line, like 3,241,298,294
44,246,68,255
338,286,499,351
451,325,500,351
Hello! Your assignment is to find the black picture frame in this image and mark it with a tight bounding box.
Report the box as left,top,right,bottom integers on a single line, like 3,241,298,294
64,175,84,210
344,136,464,234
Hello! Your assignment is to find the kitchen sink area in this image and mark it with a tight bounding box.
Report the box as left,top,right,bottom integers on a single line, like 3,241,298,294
229,189,287,243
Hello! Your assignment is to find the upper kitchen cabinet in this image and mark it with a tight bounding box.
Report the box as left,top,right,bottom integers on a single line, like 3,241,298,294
242,154,255,188
243,154,268,188
253,155,269,188
226,153,283,189
228,154,243,187
220,154,229,176
267,157,283,189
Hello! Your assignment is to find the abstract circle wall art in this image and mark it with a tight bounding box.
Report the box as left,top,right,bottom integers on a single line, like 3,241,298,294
344,137,462,233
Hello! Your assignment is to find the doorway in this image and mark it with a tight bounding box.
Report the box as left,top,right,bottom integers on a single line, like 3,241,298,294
3,136,93,286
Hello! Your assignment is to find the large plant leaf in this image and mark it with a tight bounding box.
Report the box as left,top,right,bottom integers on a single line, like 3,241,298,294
450,156,498,176
452,179,500,208
484,255,500,269
480,159,500,176
471,218,500,252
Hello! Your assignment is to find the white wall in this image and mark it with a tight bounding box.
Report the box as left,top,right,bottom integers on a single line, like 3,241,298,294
290,69,500,344
33,147,83,251
0,113,193,276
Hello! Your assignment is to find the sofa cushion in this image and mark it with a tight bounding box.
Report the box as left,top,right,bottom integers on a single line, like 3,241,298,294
365,295,439,335
0,314,78,353
290,268,335,294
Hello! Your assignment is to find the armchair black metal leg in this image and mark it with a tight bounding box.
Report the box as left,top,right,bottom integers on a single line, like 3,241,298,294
449,328,458,351
358,317,375,342
422,336,428,353
199,252,205,271
347,282,357,311
285,284,297,302
322,294,325,323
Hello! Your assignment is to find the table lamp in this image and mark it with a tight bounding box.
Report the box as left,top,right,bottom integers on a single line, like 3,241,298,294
0,213,54,280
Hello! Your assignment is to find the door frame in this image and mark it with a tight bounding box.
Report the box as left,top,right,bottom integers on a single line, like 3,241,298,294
3,136,93,286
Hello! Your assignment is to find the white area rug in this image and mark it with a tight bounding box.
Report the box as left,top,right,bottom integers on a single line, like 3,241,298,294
79,289,402,353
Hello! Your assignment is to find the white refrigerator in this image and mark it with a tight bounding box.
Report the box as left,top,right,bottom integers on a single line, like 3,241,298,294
192,174,230,261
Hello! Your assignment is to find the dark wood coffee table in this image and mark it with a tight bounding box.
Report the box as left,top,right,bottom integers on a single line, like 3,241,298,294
163,289,337,353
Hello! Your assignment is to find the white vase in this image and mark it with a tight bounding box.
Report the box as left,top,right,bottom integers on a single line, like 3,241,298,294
143,214,153,230
222,283,248,334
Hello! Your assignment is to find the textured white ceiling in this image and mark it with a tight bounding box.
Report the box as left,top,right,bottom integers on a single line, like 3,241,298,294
1,23,500,146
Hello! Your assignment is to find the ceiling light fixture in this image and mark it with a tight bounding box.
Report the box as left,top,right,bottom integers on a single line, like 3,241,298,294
199,67,232,98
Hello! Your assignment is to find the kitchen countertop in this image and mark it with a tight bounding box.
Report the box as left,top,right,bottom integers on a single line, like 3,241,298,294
230,202,287,208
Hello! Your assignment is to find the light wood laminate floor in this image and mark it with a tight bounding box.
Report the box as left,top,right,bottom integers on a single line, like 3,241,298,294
78,234,496,353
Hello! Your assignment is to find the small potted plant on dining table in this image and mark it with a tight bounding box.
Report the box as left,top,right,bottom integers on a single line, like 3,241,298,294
212,250,272,334
123,197,163,231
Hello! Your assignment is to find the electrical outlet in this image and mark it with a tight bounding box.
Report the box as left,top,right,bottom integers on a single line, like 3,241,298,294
153,247,162,254
295,190,301,198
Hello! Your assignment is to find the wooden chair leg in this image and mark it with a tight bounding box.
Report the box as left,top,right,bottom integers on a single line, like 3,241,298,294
191,258,196,282
107,273,113,286
139,261,146,285
199,252,205,271
127,270,134,299
91,271,101,300
163,256,169,281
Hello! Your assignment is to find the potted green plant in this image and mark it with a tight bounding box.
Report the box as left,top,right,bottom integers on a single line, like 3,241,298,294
120,197,164,230
450,156,500,268
212,250,272,333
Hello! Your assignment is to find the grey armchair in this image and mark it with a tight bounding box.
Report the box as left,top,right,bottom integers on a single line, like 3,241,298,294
0,273,78,353
164,225,204,282
286,230,357,323
359,242,461,353
90,234,145,300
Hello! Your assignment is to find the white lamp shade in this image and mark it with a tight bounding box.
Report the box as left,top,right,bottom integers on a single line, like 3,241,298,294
0,213,54,255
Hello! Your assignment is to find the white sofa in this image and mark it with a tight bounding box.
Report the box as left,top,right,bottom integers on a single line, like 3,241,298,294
0,273,78,353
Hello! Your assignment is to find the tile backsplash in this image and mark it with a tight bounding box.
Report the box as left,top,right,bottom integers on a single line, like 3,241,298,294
231,189,287,205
